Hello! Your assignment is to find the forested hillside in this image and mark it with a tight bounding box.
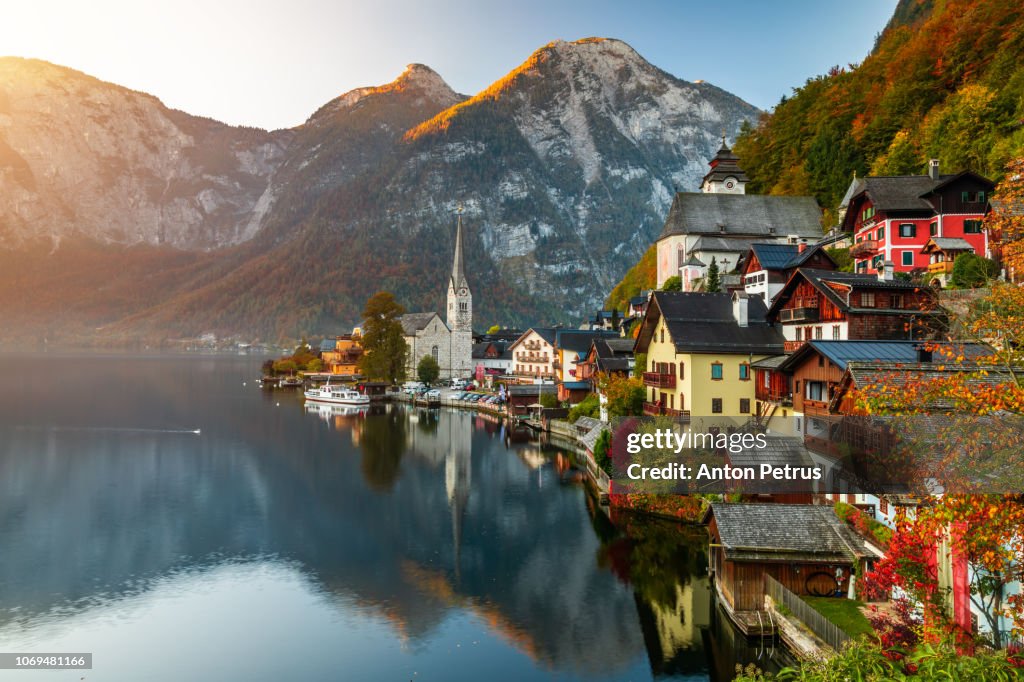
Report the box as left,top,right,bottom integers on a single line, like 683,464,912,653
607,0,1024,310
734,0,1024,224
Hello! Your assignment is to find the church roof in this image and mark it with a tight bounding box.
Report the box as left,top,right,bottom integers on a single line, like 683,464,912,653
659,193,822,240
399,312,443,336
450,213,469,291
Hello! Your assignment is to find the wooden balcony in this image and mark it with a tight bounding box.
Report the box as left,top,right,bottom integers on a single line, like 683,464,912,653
779,297,819,322
927,261,955,274
755,388,793,406
784,340,805,353
642,372,676,389
850,240,878,258
642,402,689,418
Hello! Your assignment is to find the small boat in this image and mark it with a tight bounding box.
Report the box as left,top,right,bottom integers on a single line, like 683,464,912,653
279,376,304,388
304,382,370,405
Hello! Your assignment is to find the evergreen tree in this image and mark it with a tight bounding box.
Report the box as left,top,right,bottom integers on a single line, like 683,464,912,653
357,291,409,383
706,257,721,292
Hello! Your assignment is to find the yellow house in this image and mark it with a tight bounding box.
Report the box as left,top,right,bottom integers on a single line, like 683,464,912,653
321,333,364,376
634,291,784,417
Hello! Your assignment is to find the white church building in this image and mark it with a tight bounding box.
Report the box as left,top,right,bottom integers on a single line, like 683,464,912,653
399,214,474,380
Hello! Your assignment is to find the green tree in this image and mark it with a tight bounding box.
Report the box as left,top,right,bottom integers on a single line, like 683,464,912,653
272,359,297,375
661,275,682,292
357,291,409,383
539,392,558,409
567,394,600,423
305,358,323,372
826,246,854,272
706,257,721,293
417,354,440,385
486,324,502,335
951,253,999,288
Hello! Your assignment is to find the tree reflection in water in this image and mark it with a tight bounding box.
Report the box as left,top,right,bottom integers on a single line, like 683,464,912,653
359,407,407,491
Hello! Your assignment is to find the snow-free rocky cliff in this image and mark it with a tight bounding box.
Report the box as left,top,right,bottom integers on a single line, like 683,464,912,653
0,39,759,340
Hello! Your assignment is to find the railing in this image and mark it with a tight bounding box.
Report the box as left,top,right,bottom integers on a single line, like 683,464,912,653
642,372,676,389
642,402,689,418
765,575,851,653
850,240,878,258
756,389,793,405
784,340,806,353
927,261,955,274
780,300,819,322
643,401,664,416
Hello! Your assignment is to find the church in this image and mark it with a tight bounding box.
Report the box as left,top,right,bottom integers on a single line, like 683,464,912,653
656,138,823,290
399,213,474,380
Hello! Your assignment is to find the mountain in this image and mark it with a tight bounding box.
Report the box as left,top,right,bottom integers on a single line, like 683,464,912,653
0,39,759,343
733,0,1024,223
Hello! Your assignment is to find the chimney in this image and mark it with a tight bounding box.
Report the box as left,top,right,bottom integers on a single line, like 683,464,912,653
928,159,940,181
878,260,895,282
798,239,807,254
732,292,749,328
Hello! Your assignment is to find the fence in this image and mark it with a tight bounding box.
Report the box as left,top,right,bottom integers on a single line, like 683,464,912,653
764,575,850,653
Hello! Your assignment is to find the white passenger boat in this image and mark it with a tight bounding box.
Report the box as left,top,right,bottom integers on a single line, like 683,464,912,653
304,382,370,405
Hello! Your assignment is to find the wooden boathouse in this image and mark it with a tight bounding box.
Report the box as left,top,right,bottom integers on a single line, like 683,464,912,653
703,502,881,635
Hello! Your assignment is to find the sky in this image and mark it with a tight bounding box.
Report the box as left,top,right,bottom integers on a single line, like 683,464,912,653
2,0,898,130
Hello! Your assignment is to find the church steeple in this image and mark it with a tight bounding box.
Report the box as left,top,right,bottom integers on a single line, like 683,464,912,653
701,135,748,194
446,209,472,336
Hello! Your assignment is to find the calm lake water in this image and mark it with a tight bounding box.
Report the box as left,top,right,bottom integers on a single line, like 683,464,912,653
0,354,781,681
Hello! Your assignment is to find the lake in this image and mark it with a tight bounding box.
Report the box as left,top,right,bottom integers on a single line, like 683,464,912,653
0,354,782,681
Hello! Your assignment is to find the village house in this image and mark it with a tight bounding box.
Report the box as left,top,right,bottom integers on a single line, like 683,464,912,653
740,242,837,304
471,340,513,379
840,161,994,281
319,332,364,377
576,338,634,384
704,502,881,633
508,328,558,382
634,291,784,417
765,267,945,352
655,139,823,289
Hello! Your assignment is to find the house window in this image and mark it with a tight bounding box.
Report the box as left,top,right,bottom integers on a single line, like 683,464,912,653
712,398,722,414
930,221,938,237
978,191,986,203
806,381,825,402
711,363,723,380
902,250,914,266
832,325,841,340
876,226,884,241
899,223,916,238
431,346,439,363
872,254,883,269
678,362,685,379
891,294,903,309
880,497,889,515
818,354,825,367
740,398,751,414
856,261,867,273
815,327,823,340
660,329,664,344
739,363,750,380
962,191,970,203
795,328,802,341
459,301,468,312
964,220,983,234
862,292,876,307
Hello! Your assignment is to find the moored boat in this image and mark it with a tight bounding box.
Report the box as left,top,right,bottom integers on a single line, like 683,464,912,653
304,383,370,405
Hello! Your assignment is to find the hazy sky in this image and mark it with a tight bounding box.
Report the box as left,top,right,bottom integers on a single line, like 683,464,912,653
3,0,898,130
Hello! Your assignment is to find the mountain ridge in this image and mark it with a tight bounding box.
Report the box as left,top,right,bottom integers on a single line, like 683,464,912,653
0,39,760,343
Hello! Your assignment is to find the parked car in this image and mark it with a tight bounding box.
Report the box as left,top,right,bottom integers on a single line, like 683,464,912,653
426,389,441,400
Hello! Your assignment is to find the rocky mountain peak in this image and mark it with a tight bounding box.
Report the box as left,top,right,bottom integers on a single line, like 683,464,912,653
309,63,461,124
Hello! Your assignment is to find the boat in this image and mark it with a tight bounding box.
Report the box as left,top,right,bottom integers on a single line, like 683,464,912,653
304,382,370,405
279,376,304,388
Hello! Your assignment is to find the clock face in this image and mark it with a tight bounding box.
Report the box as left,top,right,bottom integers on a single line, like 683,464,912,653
459,288,468,296
725,179,735,189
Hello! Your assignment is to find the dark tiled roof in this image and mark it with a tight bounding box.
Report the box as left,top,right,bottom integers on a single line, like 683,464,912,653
507,384,557,396
555,329,619,354
780,340,992,373
726,436,812,470
659,193,822,240
750,354,788,370
860,175,952,212
921,237,973,253
652,292,784,355
690,235,759,253
629,294,648,306
702,141,750,184
604,338,636,353
750,242,801,270
708,503,877,563
398,312,442,335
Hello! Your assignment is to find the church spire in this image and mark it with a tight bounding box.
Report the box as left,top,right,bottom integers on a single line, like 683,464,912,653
450,206,467,290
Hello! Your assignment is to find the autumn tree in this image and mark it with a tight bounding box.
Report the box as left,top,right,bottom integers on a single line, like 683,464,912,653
985,157,1024,282
661,275,682,292
357,291,408,384
597,372,645,417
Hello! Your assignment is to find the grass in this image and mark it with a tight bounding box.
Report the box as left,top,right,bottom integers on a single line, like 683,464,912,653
803,596,875,639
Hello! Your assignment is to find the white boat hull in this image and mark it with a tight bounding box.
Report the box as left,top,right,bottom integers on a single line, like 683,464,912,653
304,392,370,406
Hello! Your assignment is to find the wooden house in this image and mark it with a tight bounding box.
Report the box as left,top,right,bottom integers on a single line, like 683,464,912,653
703,503,881,632
740,242,836,304
765,268,945,352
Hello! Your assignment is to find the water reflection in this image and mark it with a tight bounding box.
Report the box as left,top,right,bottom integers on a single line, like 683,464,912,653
0,355,778,681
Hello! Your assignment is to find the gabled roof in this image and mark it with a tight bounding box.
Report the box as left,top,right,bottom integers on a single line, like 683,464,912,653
636,291,784,355
510,327,558,348
747,242,836,273
921,237,974,254
766,268,938,320
847,171,995,214
555,329,620,354
659,193,822,240
778,340,993,373
399,312,444,336
705,503,879,563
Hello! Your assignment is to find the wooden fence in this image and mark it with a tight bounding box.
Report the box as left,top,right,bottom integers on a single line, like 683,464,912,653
765,575,850,653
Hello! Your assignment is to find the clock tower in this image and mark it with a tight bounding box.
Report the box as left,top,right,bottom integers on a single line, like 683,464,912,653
700,135,748,194
446,211,473,377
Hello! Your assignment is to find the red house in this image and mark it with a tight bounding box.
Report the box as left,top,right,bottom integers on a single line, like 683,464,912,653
841,161,994,280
